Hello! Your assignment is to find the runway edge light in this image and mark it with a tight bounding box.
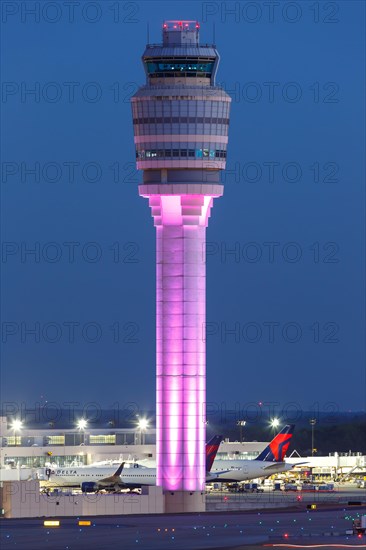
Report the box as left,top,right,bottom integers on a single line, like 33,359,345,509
78,520,91,526
43,520,60,527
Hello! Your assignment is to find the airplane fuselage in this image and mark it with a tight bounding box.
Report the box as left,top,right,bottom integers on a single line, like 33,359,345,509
40,460,293,488
210,459,293,482
40,465,156,488
40,465,220,489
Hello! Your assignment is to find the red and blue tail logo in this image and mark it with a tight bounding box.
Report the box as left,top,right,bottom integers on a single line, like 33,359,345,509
255,424,295,462
205,435,223,472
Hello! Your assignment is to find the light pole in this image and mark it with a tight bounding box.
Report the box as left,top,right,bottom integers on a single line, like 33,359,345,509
270,418,280,437
10,419,23,446
76,419,87,445
237,420,246,443
309,418,317,456
137,418,149,446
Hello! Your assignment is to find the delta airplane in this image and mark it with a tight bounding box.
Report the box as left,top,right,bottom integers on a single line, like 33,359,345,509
210,424,302,482
41,436,223,493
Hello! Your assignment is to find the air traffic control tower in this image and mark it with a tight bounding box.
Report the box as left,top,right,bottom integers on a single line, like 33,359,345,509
131,21,231,513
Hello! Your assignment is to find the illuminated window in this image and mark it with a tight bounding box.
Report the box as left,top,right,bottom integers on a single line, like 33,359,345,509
7,436,21,446
145,59,215,78
136,147,225,161
47,436,65,445
89,435,116,445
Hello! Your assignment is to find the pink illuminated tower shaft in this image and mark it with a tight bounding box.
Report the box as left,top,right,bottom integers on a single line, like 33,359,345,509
141,192,221,491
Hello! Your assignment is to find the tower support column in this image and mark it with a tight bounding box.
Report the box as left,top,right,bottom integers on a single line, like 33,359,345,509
140,190,222,512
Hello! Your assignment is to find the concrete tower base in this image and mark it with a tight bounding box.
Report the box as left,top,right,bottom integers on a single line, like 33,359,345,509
164,490,205,514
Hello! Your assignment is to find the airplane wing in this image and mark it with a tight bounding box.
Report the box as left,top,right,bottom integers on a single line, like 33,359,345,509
262,462,288,470
262,461,308,471
99,462,125,483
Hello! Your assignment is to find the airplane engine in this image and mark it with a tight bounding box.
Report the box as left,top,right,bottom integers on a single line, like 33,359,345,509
81,482,99,493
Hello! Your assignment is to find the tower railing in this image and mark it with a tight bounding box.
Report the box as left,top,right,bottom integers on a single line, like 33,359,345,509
145,43,217,49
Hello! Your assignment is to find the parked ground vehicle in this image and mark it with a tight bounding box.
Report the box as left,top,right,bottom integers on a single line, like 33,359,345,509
353,516,366,535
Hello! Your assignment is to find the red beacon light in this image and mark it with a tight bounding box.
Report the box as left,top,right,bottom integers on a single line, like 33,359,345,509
163,21,200,31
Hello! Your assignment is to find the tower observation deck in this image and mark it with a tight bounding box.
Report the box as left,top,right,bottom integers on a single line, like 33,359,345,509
131,21,231,513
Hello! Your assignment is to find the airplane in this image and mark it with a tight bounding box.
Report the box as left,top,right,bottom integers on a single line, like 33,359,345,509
40,435,224,493
209,424,303,482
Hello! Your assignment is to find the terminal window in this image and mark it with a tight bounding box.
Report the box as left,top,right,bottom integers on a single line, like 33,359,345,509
89,435,116,445
47,436,65,445
6,436,21,446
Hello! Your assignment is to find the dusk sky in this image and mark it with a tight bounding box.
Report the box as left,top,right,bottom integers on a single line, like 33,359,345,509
1,1,365,414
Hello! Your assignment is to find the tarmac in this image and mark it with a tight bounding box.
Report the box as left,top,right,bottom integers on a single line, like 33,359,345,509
206,483,365,511
1,505,365,550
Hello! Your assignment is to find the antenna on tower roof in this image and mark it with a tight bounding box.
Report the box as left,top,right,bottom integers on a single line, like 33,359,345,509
147,22,150,44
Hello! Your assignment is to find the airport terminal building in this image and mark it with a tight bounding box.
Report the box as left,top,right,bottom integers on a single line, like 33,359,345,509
0,415,266,471
1,416,365,482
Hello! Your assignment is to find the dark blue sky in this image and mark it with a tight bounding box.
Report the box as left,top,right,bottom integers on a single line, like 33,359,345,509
1,1,365,414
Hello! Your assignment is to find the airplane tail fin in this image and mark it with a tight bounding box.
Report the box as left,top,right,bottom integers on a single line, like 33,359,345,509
113,462,125,477
255,424,295,462
206,435,223,472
